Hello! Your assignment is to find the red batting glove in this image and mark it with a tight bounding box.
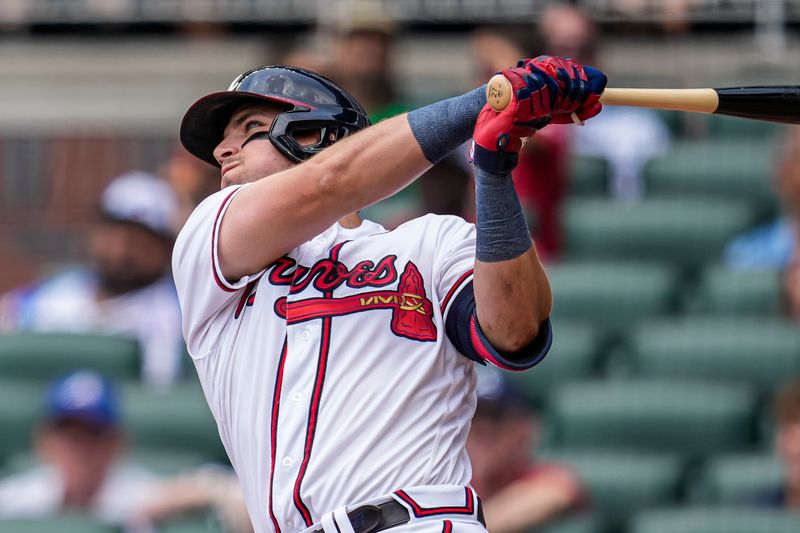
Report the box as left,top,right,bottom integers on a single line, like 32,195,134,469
472,64,557,175
523,56,607,123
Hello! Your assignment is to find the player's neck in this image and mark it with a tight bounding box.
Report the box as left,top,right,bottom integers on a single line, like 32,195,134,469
338,212,362,229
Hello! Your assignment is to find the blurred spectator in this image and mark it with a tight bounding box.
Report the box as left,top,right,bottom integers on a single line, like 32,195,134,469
469,27,571,259
784,253,800,322
328,16,471,223
161,146,220,226
0,370,248,531
724,126,800,270
131,465,252,533
467,368,586,533
0,371,158,525
0,172,185,389
539,2,671,201
610,0,693,34
757,379,800,509
329,20,406,123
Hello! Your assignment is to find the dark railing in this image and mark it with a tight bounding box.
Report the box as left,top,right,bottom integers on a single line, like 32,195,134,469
1,0,798,25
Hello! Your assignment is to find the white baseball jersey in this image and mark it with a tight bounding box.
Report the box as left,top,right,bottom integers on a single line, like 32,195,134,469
172,185,551,533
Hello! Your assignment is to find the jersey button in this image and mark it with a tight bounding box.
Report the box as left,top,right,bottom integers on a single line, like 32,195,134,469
286,521,294,529
292,392,302,402
282,456,293,467
301,330,311,342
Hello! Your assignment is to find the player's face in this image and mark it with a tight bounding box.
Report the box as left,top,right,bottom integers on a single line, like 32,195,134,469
214,102,319,189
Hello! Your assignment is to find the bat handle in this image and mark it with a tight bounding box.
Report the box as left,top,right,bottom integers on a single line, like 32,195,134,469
487,74,513,111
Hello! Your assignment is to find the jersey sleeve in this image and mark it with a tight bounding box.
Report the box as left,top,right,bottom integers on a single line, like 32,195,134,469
433,215,477,321
172,185,267,358
432,215,552,371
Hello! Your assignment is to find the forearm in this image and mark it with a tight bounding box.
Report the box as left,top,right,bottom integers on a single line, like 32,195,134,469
471,164,552,352
474,250,551,352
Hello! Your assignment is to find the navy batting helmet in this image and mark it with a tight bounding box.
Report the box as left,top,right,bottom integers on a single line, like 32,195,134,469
180,65,370,166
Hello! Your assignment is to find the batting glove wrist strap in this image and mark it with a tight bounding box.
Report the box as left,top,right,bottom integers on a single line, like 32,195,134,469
470,142,518,176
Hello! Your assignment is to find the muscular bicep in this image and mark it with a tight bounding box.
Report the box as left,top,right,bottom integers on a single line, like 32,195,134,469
217,115,431,281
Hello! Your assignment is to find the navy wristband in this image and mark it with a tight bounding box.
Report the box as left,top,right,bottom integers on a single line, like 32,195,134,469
408,86,486,164
474,165,532,262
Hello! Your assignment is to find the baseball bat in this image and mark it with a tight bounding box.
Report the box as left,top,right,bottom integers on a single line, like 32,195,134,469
486,74,800,124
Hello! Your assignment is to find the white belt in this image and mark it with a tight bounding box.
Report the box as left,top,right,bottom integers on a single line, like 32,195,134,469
298,485,484,533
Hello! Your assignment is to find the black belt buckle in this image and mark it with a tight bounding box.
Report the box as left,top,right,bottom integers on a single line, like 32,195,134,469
348,500,410,533
348,505,382,533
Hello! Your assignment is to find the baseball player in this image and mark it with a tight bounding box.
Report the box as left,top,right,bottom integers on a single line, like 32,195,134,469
173,57,605,533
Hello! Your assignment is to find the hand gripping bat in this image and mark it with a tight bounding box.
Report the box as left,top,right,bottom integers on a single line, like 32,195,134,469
486,74,800,124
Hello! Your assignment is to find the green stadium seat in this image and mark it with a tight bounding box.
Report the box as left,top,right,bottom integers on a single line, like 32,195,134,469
0,514,115,533
545,450,684,524
548,379,756,456
123,383,226,461
563,198,758,267
644,139,778,213
539,450,682,526
687,264,782,315
0,448,214,480
654,110,683,137
625,317,800,391
706,114,781,139
157,514,223,533
0,332,140,381
131,447,219,476
546,261,680,330
568,156,609,196
0,381,45,462
362,183,419,226
532,514,603,533
631,507,800,533
0,379,225,465
689,453,784,504
507,320,602,407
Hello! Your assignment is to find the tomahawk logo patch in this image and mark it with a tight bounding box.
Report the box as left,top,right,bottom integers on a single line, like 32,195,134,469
265,250,437,342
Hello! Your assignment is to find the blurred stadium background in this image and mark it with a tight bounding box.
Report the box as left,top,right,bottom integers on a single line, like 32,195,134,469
1,0,800,532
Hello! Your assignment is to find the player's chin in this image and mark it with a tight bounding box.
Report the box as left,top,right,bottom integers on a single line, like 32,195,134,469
221,168,245,189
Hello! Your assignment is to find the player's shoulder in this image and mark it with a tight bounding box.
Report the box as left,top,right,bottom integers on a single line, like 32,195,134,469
174,185,248,253
185,186,246,228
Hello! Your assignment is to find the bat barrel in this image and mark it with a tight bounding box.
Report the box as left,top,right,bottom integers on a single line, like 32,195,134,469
715,86,800,124
600,88,719,113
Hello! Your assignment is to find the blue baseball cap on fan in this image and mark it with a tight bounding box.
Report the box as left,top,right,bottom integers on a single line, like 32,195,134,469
44,370,120,429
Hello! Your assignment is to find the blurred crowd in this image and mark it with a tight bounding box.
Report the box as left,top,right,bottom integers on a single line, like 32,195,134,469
1,1,800,532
